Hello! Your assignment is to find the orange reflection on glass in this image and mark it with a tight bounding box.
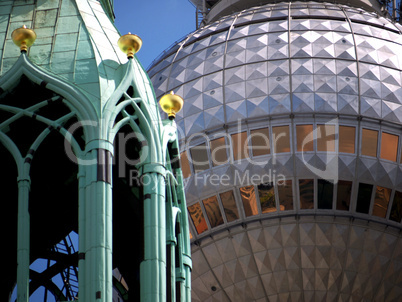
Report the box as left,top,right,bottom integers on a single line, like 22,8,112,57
278,180,293,210
339,126,355,154
317,124,335,151
188,202,208,234
299,179,314,209
239,185,258,216
272,125,290,153
372,186,391,218
362,128,378,157
296,124,314,152
210,137,229,166
202,196,224,228
258,182,276,213
380,132,399,162
232,132,249,161
190,143,209,173
180,151,191,178
219,190,239,222
250,128,270,156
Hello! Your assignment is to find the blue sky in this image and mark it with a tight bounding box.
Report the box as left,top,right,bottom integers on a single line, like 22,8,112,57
114,0,196,69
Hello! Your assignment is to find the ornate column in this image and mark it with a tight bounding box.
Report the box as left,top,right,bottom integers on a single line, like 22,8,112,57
16,176,30,302
80,146,113,302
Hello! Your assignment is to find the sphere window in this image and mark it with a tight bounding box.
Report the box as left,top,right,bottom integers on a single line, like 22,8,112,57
317,124,335,152
317,179,334,209
188,202,208,234
180,151,191,178
258,182,276,213
380,132,399,162
272,125,290,153
250,128,270,156
390,191,402,223
372,186,392,218
239,185,259,217
339,126,355,154
190,143,210,173
356,183,373,214
210,137,229,166
299,179,314,209
336,180,352,211
231,132,249,160
219,191,239,222
278,179,293,210
296,124,314,152
202,196,224,228
361,128,378,157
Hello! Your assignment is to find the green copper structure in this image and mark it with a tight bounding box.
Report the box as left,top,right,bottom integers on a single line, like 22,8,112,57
0,0,191,301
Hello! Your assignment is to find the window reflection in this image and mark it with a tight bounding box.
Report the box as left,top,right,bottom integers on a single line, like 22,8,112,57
336,180,352,211
390,191,402,223
250,128,270,156
299,179,314,209
317,124,335,152
272,125,290,153
380,132,399,162
239,185,258,216
372,186,391,218
317,179,333,209
362,129,378,157
278,180,293,210
190,143,209,173
219,191,239,222
188,202,208,234
356,183,373,214
210,137,229,166
202,196,224,228
339,126,355,154
180,151,191,179
296,124,314,152
258,182,276,213
232,132,249,161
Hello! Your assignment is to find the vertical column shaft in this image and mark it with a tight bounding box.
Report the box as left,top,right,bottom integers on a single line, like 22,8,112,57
17,177,30,302
82,149,113,302
78,166,86,301
167,243,176,302
141,172,166,302
183,266,191,302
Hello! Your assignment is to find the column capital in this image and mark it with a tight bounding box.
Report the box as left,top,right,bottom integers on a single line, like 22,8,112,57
85,139,114,156
140,163,167,177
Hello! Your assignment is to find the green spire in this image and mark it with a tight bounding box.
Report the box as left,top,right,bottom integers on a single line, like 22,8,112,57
99,0,115,21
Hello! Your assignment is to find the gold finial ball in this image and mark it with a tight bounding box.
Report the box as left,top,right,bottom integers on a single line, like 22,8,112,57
159,91,184,120
118,33,142,58
11,25,37,52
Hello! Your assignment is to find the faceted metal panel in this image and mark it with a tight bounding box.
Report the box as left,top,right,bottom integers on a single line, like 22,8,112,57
191,217,402,302
150,4,402,134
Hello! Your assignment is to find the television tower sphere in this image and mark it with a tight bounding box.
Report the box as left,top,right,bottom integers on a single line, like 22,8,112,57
148,1,402,301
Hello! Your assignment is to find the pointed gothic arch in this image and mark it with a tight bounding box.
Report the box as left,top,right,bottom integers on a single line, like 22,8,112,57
0,53,94,301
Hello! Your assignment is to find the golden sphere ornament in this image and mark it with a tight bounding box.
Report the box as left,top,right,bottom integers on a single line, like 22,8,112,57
11,25,37,52
118,32,142,58
159,91,184,120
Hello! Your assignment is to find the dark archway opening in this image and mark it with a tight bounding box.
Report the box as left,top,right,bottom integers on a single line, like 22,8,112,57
0,143,18,300
0,75,81,301
112,123,144,301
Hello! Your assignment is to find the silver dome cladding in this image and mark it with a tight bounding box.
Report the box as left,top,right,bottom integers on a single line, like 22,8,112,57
148,2,402,301
149,2,402,137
